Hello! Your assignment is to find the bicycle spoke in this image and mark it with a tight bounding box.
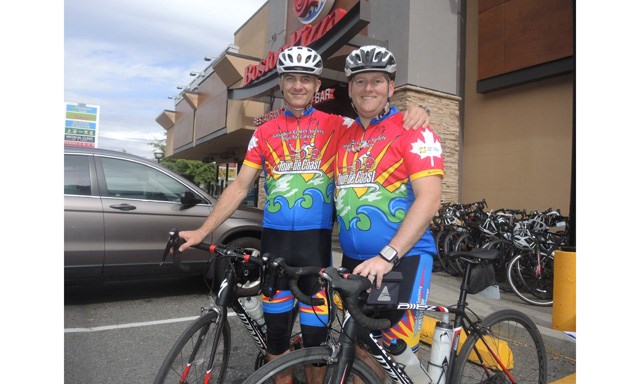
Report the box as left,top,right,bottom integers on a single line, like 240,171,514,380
154,312,230,384
452,310,547,384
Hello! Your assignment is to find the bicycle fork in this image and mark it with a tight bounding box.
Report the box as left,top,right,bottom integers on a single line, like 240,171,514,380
329,315,415,384
202,306,227,384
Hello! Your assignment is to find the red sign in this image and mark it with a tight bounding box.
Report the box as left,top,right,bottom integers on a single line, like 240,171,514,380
294,0,319,17
295,0,335,24
242,8,346,86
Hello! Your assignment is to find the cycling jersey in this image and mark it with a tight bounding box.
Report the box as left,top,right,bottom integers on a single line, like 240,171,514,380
335,105,444,351
244,108,353,231
243,107,353,355
334,106,445,259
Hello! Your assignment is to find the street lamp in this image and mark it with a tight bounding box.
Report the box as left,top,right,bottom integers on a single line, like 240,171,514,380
153,149,164,163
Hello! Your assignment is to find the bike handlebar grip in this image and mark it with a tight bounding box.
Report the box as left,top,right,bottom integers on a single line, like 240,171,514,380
194,242,212,252
322,268,392,330
269,258,324,306
288,267,325,306
288,277,324,307
345,296,392,330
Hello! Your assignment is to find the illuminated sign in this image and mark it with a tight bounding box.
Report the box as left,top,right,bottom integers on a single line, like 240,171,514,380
295,0,335,24
242,8,346,86
254,88,336,126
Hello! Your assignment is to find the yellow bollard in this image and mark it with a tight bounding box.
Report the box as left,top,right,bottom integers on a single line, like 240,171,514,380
552,249,576,331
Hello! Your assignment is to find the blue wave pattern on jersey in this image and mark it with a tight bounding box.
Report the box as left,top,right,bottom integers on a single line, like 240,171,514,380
338,203,436,259
264,186,334,231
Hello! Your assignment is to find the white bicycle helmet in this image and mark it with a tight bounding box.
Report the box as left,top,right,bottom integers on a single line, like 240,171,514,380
513,232,536,251
479,217,498,236
277,46,323,76
344,45,397,80
526,218,548,234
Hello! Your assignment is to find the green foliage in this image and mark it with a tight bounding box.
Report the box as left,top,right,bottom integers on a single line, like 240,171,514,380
149,136,217,186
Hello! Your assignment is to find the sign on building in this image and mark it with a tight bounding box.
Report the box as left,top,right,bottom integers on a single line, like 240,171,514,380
65,102,100,148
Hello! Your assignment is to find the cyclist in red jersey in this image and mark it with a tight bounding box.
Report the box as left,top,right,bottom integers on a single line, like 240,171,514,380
335,45,445,380
178,46,431,384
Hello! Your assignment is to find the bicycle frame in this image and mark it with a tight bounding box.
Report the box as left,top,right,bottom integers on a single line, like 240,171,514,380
206,260,304,368
171,263,270,381
323,259,521,384
157,231,311,384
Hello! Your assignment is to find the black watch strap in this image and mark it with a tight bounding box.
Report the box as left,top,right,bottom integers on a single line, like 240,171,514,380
379,245,399,266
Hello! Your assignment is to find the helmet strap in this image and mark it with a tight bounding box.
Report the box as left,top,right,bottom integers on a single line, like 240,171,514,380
284,100,313,113
349,98,391,124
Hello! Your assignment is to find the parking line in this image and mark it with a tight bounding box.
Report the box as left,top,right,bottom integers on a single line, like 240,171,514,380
64,312,237,333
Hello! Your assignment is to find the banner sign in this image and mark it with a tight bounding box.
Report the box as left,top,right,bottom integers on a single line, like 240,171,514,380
65,102,100,147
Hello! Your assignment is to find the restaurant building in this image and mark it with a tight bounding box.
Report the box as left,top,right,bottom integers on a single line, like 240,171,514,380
156,0,574,217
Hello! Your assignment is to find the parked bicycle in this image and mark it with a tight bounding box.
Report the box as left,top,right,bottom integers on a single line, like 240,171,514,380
153,229,306,384
434,202,570,307
506,211,569,306
243,248,548,383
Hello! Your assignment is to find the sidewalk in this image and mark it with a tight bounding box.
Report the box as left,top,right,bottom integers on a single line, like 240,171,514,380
330,235,576,382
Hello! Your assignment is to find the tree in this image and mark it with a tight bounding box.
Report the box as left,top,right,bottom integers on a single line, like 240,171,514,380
149,137,217,189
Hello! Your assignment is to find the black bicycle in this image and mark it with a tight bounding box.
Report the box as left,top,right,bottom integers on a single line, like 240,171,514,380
153,229,306,384
243,249,548,383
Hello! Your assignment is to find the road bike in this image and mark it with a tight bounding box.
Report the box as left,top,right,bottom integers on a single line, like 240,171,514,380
243,249,548,383
153,229,304,384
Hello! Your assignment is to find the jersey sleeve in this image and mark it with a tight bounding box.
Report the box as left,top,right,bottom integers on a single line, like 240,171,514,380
243,128,263,169
404,125,445,180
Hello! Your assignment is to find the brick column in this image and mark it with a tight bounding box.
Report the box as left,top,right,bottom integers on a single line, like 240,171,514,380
392,84,461,204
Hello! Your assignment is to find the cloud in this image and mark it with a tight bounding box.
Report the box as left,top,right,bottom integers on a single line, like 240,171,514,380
64,0,267,159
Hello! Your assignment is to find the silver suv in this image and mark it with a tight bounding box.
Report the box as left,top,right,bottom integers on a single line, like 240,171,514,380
64,146,263,282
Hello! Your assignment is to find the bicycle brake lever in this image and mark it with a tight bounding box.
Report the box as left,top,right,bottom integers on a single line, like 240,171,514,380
262,253,278,299
160,228,180,266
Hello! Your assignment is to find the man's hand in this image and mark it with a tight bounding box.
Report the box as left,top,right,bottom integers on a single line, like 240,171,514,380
402,105,431,130
177,229,207,253
352,256,394,289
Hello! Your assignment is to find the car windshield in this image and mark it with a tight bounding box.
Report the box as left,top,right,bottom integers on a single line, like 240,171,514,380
101,157,192,203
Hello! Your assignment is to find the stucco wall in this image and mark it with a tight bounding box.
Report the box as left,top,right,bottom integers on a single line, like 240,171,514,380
462,0,573,213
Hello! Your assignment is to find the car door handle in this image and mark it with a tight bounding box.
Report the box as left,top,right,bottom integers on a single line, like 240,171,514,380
109,203,137,211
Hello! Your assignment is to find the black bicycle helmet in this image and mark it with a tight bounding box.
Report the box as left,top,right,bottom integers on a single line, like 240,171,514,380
277,46,323,76
344,45,397,80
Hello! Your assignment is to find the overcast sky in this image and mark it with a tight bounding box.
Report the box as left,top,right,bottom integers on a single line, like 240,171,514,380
64,0,268,160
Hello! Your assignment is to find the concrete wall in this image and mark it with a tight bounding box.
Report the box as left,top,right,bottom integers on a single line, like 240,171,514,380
369,0,461,95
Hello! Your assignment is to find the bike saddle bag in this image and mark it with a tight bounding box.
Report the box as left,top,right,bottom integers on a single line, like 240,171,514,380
366,271,403,305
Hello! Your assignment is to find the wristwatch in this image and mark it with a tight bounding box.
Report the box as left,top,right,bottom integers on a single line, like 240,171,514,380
379,245,400,266
421,104,431,116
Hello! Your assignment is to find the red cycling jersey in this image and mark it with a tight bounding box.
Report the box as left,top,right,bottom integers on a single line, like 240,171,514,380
244,108,354,231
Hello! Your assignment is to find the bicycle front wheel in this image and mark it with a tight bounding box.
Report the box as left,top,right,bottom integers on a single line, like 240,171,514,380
451,309,547,384
243,346,380,384
154,310,231,384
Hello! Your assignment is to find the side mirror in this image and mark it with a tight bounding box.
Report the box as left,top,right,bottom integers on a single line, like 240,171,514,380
180,191,203,207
